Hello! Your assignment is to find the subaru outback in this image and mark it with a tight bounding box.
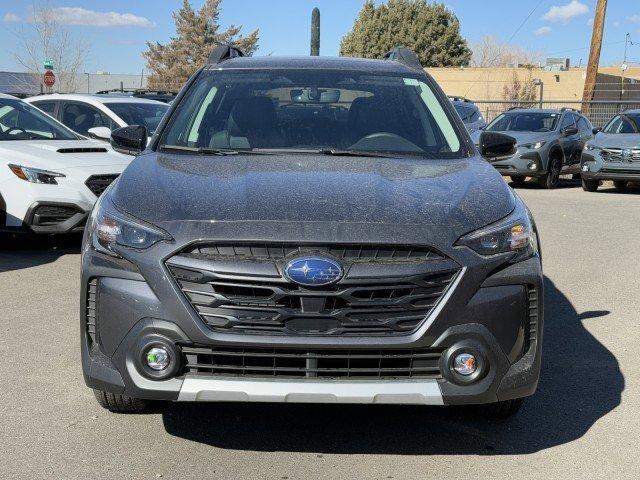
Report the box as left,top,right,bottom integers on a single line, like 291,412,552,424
81,47,543,419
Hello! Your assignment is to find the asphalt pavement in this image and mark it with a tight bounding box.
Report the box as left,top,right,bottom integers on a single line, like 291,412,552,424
1,179,639,479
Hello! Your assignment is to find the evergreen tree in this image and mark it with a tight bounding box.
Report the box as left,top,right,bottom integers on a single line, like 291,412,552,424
144,0,259,90
340,0,471,67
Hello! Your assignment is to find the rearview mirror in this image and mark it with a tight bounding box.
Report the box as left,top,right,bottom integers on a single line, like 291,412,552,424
291,88,340,103
479,132,517,160
87,126,112,142
110,125,147,156
592,127,602,135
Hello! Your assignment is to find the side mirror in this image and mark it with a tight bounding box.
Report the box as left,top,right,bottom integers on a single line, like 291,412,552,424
479,131,517,160
562,126,579,136
110,125,147,156
87,126,112,142
592,127,602,135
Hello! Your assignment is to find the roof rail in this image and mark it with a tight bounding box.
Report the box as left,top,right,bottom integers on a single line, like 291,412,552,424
383,47,423,71
560,107,581,113
448,96,472,103
208,44,245,65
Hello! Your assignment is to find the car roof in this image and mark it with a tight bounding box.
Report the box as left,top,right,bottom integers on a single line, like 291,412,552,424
27,93,167,105
621,109,640,114
207,55,423,75
506,108,565,114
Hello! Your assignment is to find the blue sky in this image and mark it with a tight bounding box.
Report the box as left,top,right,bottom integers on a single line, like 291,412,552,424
0,0,638,73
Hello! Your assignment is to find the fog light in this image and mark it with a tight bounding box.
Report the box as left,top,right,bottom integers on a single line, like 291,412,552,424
528,162,538,171
582,164,590,172
453,353,477,376
146,346,170,371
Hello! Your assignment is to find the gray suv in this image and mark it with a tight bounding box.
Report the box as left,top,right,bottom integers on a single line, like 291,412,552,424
450,97,486,134
81,47,543,419
473,108,593,188
581,111,640,192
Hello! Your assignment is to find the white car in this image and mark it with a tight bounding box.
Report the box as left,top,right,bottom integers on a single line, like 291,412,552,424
25,93,169,142
0,94,131,234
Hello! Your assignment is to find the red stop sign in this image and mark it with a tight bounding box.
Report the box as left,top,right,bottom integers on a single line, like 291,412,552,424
43,70,55,87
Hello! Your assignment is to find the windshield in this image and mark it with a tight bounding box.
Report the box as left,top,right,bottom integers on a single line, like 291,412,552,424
487,112,560,132
108,102,169,134
158,69,464,158
602,114,640,134
0,98,78,141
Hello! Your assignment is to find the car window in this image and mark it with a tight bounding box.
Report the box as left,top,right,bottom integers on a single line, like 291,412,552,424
61,102,112,136
32,101,57,117
159,69,464,158
0,98,78,141
107,102,169,134
602,114,640,134
487,112,559,132
560,113,575,130
577,116,590,132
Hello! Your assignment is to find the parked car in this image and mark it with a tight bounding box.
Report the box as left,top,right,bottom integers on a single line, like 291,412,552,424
25,94,169,141
473,108,594,188
449,96,486,133
81,46,543,419
581,111,640,192
0,94,130,233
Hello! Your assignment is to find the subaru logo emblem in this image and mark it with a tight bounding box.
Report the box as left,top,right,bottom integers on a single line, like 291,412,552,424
285,257,343,287
622,148,633,158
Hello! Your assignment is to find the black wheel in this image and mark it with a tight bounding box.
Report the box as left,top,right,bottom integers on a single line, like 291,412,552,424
510,176,526,186
582,178,599,192
93,389,149,413
476,398,524,419
538,156,562,189
613,180,628,191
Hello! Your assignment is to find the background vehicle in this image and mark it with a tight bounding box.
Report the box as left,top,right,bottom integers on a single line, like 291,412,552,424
581,110,640,192
94,89,177,104
449,96,486,133
473,108,593,188
0,94,130,233
81,47,543,419
25,94,169,141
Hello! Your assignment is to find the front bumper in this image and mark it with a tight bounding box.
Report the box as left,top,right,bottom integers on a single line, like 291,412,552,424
488,149,546,177
81,230,544,406
581,152,640,181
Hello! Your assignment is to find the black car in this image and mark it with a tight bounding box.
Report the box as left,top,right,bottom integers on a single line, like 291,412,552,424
81,47,543,419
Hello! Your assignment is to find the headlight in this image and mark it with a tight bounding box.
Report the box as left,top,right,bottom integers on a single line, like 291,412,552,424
456,201,538,261
584,144,600,151
519,141,546,149
88,193,172,257
8,164,65,184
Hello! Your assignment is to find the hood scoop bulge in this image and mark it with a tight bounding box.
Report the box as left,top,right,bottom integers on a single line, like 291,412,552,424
56,147,109,154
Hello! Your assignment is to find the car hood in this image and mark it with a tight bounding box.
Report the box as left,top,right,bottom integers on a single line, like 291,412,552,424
0,139,131,171
471,130,551,146
112,153,515,242
591,133,640,148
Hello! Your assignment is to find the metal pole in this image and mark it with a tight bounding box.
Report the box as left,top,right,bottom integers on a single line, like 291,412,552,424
85,73,90,93
621,33,629,101
539,82,544,109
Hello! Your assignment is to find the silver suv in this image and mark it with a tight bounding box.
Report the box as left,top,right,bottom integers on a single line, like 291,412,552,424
473,108,593,189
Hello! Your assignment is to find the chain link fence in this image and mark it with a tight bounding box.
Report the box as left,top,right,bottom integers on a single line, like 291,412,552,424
472,100,640,128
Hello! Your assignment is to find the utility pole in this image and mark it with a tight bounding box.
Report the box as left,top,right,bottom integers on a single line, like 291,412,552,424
582,0,608,115
621,33,630,101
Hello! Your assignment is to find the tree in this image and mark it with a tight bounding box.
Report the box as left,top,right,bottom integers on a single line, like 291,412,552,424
13,4,89,93
471,35,541,68
144,0,259,91
310,7,320,56
502,68,537,104
340,0,471,67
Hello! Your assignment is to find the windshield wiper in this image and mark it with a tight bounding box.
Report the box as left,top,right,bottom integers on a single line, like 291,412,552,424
159,145,273,156
251,148,397,158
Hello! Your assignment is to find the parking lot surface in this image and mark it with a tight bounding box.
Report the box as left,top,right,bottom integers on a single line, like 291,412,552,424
1,181,639,480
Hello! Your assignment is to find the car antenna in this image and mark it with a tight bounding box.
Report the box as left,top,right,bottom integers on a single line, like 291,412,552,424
207,44,245,65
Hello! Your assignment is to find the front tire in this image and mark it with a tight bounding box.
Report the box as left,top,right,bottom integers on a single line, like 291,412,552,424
93,389,149,413
613,180,628,191
510,176,527,186
476,398,524,419
582,178,599,192
538,156,562,189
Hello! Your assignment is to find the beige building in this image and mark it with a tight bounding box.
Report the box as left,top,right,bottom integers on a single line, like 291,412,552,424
426,66,640,102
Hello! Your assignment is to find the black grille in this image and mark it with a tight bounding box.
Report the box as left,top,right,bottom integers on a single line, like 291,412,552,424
526,285,539,352
182,346,443,379
57,147,108,154
85,174,119,197
601,168,640,175
32,205,78,225
86,279,98,344
167,243,460,336
183,243,445,262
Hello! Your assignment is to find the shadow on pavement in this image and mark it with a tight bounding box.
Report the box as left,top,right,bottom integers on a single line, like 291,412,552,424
0,232,82,273
162,276,623,455
509,177,581,189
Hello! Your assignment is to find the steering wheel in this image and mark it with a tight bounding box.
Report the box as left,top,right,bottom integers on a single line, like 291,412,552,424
5,127,28,136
